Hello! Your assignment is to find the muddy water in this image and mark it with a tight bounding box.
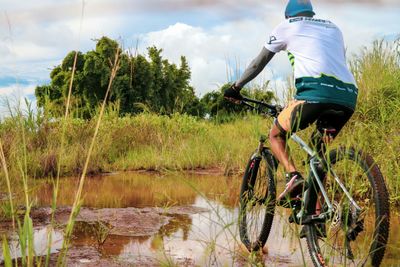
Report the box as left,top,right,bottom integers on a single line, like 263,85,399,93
1,172,400,266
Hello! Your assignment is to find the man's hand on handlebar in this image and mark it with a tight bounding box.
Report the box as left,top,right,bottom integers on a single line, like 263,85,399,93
224,83,243,104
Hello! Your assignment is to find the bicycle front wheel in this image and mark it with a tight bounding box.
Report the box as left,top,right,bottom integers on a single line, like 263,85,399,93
238,148,277,252
306,147,390,267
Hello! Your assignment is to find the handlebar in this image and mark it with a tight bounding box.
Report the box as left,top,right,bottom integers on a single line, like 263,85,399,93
241,97,282,118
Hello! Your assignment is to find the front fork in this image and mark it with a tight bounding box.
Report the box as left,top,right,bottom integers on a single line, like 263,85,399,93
256,135,268,157
249,135,268,164
247,135,268,190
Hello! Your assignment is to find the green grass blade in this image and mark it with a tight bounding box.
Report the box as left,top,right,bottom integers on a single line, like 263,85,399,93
2,236,12,267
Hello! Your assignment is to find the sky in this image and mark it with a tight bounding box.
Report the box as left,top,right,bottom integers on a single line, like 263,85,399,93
0,0,399,113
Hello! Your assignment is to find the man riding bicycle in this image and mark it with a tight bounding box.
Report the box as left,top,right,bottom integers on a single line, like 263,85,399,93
225,0,358,204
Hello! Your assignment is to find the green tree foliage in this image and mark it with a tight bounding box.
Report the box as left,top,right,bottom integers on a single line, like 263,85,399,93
35,36,275,119
201,83,276,120
35,37,200,118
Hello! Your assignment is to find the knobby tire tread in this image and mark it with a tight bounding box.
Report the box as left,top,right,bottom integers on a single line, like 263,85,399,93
239,148,277,252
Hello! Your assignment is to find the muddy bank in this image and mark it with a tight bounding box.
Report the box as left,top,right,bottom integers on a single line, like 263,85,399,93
0,205,208,266
7,205,209,235
46,246,196,267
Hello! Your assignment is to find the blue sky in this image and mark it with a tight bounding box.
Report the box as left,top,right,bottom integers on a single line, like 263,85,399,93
1,0,399,112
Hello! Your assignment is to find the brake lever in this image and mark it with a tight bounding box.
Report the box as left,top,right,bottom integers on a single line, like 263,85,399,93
272,105,283,117
242,101,255,110
265,105,280,117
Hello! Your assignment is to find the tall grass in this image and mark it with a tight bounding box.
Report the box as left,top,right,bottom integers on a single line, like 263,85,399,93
0,39,399,265
57,45,121,265
0,111,270,179
351,39,400,199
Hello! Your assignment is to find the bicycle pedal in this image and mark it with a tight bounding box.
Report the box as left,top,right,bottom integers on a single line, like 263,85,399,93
277,197,301,208
288,211,301,224
288,214,296,224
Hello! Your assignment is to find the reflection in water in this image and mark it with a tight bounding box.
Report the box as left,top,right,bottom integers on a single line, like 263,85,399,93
1,172,400,266
158,214,192,241
29,172,241,209
0,226,63,262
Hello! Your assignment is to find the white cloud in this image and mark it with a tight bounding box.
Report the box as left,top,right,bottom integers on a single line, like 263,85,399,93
0,83,37,118
0,83,36,97
316,3,400,54
141,19,292,96
0,0,399,103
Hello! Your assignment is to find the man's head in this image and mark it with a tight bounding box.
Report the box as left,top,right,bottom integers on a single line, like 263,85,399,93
285,0,315,19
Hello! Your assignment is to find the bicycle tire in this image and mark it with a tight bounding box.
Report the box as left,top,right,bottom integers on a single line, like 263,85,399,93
238,148,277,252
306,147,390,267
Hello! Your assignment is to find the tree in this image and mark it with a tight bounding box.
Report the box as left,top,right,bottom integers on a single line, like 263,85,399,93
35,36,275,119
35,37,200,118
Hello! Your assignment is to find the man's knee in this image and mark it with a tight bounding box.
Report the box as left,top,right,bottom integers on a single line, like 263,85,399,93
270,123,286,142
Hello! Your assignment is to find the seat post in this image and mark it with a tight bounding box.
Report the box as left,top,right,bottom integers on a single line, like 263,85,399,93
309,129,326,157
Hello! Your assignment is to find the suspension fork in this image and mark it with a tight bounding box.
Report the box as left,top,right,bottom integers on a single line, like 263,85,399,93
257,135,267,156
249,135,268,163
247,135,268,187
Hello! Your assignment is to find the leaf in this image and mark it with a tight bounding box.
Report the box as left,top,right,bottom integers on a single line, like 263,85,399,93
2,236,13,267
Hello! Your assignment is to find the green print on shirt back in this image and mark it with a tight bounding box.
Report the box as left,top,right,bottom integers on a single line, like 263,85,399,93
295,74,358,109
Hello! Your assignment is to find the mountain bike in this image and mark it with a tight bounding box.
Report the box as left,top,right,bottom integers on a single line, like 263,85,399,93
238,97,390,267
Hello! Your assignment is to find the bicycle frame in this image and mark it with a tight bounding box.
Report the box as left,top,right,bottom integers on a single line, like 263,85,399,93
240,97,362,223
290,133,362,224
237,97,390,265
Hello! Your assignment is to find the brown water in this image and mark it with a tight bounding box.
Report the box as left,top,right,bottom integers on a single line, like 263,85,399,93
1,172,400,266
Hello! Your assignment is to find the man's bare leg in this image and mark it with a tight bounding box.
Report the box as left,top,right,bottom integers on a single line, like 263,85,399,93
269,124,296,173
270,123,306,202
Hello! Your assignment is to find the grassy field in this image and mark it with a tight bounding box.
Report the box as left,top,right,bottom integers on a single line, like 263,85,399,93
0,109,269,176
0,40,399,265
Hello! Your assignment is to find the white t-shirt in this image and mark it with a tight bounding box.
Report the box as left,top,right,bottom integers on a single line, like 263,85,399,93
265,17,356,85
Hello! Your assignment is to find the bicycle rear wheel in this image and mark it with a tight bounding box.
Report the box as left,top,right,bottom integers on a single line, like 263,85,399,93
239,148,277,252
305,147,390,267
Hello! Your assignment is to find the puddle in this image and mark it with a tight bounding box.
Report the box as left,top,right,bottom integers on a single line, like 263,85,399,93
0,226,63,262
1,172,399,266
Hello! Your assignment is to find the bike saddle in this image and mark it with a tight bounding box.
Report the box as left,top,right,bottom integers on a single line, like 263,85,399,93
319,109,346,117
316,109,346,137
